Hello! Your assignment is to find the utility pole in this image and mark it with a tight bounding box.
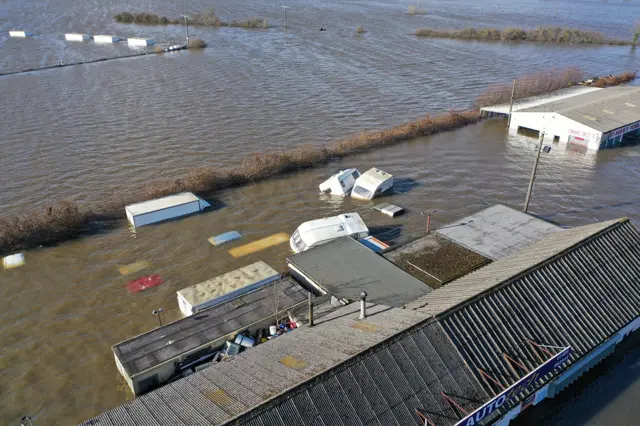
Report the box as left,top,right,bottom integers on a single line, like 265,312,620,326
183,15,190,45
507,79,516,127
523,131,545,213
282,6,289,29
554,0,559,19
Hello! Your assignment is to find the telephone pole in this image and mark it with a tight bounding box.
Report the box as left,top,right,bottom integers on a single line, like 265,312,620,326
523,131,545,213
183,15,190,45
282,5,289,29
507,79,516,127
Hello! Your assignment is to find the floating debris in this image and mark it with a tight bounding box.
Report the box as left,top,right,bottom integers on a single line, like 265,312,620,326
208,231,241,246
3,253,25,269
374,202,405,217
360,236,390,253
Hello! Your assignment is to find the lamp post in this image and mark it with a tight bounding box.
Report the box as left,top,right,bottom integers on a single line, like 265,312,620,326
282,5,289,29
152,308,164,327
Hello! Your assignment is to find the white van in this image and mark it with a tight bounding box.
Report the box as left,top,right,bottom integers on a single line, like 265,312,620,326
290,213,369,253
318,168,361,196
351,168,394,200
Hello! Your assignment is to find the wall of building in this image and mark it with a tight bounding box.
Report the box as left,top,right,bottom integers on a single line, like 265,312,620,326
600,121,640,149
509,112,602,150
496,316,640,426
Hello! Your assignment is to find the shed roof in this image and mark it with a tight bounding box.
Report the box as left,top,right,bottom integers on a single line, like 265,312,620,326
519,86,640,133
113,278,307,377
287,236,432,307
434,204,561,260
125,192,204,216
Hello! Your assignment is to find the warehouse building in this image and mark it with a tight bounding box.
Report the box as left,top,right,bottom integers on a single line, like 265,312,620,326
507,86,640,151
82,218,640,426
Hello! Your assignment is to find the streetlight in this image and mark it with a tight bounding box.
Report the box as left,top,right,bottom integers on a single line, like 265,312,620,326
282,6,289,30
152,308,164,327
21,416,34,426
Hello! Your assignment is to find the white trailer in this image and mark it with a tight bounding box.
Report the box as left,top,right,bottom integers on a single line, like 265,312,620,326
65,33,91,41
94,35,120,43
128,38,155,47
290,213,369,253
9,31,33,38
125,192,211,228
351,168,394,200
176,261,280,316
318,168,360,196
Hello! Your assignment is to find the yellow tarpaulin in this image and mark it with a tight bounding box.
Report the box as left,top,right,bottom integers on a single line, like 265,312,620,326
228,233,290,258
118,260,150,276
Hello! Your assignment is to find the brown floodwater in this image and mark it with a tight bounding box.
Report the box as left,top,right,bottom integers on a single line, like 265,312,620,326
1,0,640,424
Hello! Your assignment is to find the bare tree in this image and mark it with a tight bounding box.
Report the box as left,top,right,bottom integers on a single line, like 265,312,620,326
270,278,282,327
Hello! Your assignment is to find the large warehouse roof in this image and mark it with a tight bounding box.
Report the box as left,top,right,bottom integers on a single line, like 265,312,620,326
520,86,640,133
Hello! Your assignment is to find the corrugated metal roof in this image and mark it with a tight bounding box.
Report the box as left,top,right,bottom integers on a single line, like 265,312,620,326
113,278,307,377
480,86,601,115
435,219,640,414
287,236,432,307
81,303,433,426
435,204,561,260
519,86,640,133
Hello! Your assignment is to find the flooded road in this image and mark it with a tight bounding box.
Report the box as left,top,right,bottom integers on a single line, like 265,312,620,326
1,0,640,424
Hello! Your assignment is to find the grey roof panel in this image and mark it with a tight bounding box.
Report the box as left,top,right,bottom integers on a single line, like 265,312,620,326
287,236,431,307
519,86,640,132
435,204,561,260
113,278,307,377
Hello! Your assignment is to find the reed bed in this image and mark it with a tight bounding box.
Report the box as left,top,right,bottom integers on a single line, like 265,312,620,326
474,68,636,108
114,9,269,28
414,26,629,45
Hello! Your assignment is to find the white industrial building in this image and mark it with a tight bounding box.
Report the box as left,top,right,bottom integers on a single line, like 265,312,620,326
507,86,640,151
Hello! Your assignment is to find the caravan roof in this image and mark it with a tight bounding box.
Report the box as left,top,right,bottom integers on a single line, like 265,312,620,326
291,213,369,253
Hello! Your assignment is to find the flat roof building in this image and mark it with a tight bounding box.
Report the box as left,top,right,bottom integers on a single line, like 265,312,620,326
112,277,307,396
507,86,640,151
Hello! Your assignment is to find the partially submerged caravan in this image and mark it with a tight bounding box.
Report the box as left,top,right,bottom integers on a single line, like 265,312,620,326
290,213,369,253
318,168,360,196
125,192,210,228
351,168,394,200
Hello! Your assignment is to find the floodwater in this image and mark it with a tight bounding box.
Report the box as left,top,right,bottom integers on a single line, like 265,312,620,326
1,0,640,424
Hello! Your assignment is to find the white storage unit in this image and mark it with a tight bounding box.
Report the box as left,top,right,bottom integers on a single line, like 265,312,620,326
351,168,394,200
94,35,120,43
318,168,360,196
125,192,211,228
9,30,33,38
65,33,91,41
176,261,280,316
128,37,155,47
290,213,369,253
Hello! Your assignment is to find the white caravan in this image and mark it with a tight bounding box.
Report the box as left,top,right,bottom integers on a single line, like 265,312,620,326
318,168,361,196
290,213,369,253
351,168,394,200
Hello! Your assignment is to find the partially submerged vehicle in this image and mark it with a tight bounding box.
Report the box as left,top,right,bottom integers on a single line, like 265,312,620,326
318,168,361,196
290,213,369,253
351,168,394,200
125,192,210,228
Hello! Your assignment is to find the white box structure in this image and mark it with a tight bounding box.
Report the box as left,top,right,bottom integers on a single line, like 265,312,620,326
128,38,155,47
94,35,120,43
9,31,33,38
65,33,91,41
125,192,210,228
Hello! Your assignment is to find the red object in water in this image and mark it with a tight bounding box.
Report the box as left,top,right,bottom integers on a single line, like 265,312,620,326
127,275,164,293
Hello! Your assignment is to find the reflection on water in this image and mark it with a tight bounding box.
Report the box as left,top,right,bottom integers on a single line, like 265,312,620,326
1,0,640,424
